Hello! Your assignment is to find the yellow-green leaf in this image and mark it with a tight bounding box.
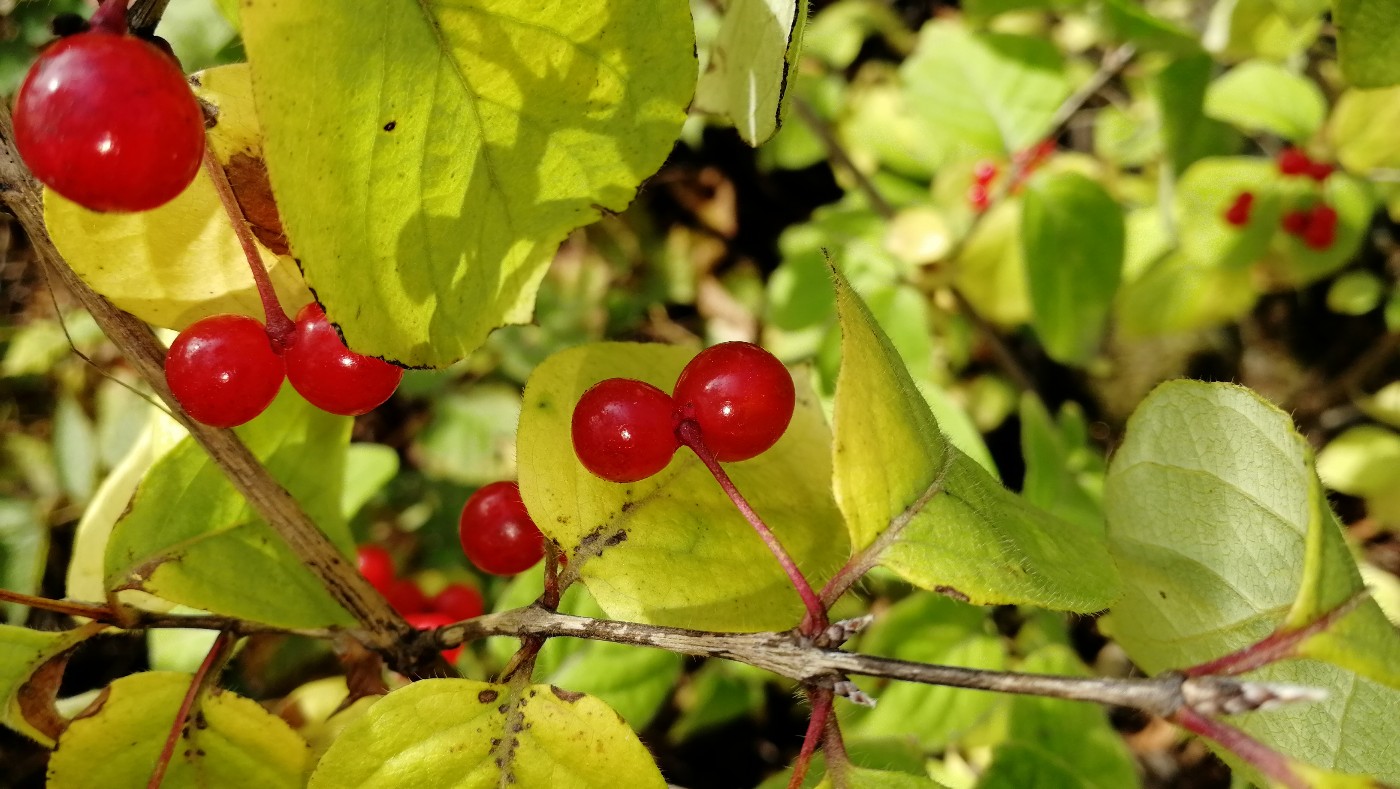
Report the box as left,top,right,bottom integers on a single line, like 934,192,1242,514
815,766,947,788
831,268,1119,611
1204,59,1327,140
45,64,310,332
239,0,696,368
47,671,310,788
1330,87,1400,173
0,623,103,746
517,342,848,631
1335,0,1400,88
695,0,807,146
308,679,666,788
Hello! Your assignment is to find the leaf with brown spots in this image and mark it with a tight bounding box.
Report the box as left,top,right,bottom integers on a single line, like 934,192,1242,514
0,622,104,747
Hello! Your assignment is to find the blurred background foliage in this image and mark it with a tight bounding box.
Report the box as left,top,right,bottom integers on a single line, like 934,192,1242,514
2,0,1399,786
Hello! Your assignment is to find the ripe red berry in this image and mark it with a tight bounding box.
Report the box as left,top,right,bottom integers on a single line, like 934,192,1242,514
1223,191,1254,227
355,545,395,595
165,314,284,428
283,303,403,416
1281,210,1309,236
406,612,463,663
1302,204,1338,250
385,578,429,615
1278,147,1311,176
967,183,991,213
430,583,485,622
571,378,680,483
672,342,796,463
1306,161,1335,182
973,161,998,185
459,482,545,576
13,30,205,212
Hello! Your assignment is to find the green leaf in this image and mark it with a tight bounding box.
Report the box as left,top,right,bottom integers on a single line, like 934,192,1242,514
1317,426,1400,528
1103,381,1400,782
953,199,1031,326
341,444,400,520
45,64,311,332
831,268,1119,611
1326,271,1385,316
0,500,48,625
52,394,97,506
1330,87,1400,173
413,385,522,486
667,661,768,742
239,0,696,368
308,678,666,788
1155,53,1231,174
1335,0,1400,88
816,766,947,789
104,390,356,630
1020,172,1124,364
1175,157,1286,270
47,672,310,788
1113,251,1257,337
900,20,1070,156
1268,173,1376,285
517,343,849,631
1098,0,1201,53
0,623,102,746
695,0,807,146
1019,396,1102,533
1204,60,1327,140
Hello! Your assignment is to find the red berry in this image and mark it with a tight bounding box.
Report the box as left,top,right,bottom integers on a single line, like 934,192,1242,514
1306,161,1335,182
385,578,429,615
430,583,485,622
1223,191,1254,227
672,342,796,463
283,303,403,416
571,379,680,483
355,546,395,594
967,183,990,212
13,30,205,213
1281,210,1309,236
973,161,998,185
406,612,463,663
1278,147,1311,176
1302,204,1338,250
165,314,284,428
459,482,545,576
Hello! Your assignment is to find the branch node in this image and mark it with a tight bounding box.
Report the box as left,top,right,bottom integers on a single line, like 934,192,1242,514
832,678,876,708
1181,677,1328,717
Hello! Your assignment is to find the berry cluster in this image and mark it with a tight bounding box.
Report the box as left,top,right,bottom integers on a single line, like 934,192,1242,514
13,0,205,213
1282,203,1338,250
570,342,796,482
458,481,546,576
967,139,1056,213
165,303,403,427
1277,147,1334,182
355,546,486,662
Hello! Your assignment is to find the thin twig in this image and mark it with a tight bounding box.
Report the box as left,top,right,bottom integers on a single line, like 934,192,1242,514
147,631,236,789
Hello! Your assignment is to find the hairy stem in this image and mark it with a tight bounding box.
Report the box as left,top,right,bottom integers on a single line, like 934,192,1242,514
147,631,236,789
1184,592,1369,678
1173,706,1307,789
201,150,295,348
788,686,832,789
676,420,827,634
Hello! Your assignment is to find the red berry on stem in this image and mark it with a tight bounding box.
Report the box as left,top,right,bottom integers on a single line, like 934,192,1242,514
1223,191,1254,227
571,379,679,483
431,583,485,622
672,342,796,463
1278,147,1311,176
355,545,395,594
1302,204,1338,250
1306,161,1335,182
283,303,403,416
13,30,205,213
973,161,998,185
459,482,545,576
165,314,284,428
385,578,429,615
967,183,990,212
405,612,463,663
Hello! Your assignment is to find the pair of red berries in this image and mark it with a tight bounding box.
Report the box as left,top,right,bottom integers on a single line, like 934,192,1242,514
13,0,205,213
570,342,796,483
1277,147,1334,182
165,303,403,428
966,140,1056,213
458,481,546,576
1282,203,1338,250
355,546,483,662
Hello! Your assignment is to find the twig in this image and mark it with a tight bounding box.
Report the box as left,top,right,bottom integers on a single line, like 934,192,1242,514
128,0,174,34
0,103,417,667
147,631,236,789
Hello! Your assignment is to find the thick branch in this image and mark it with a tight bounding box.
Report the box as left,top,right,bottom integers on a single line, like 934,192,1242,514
0,104,416,664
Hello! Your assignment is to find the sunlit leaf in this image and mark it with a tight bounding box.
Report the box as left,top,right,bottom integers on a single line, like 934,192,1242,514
1334,0,1400,88
695,0,807,146
831,268,1119,610
240,0,696,367
1204,60,1327,140
47,671,310,788
308,679,665,787
1330,87,1400,173
517,343,848,631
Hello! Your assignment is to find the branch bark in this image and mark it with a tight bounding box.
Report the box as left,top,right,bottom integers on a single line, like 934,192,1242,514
0,104,416,665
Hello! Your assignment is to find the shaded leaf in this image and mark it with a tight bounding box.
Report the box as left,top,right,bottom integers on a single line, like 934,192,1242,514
0,623,103,746
695,0,807,145
817,766,947,788
1334,0,1400,88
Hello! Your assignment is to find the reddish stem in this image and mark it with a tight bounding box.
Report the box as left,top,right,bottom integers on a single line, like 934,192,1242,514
1183,592,1368,678
676,420,827,635
788,686,833,789
89,0,131,34
1173,706,1308,789
147,631,235,789
200,150,295,350
0,588,115,622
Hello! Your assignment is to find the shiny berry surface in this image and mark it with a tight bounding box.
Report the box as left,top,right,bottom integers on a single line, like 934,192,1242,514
14,31,205,213
431,583,485,622
672,342,796,463
571,378,679,482
284,303,403,416
385,578,429,615
459,482,545,576
165,314,284,428
406,612,463,663
355,546,395,594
